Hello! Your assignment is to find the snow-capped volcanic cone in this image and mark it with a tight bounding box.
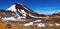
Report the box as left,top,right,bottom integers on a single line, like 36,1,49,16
6,3,46,19
0,3,46,21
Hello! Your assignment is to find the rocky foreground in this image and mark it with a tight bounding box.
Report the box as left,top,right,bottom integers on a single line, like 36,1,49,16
0,16,60,29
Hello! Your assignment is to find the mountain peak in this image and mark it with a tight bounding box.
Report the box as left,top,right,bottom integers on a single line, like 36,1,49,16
6,3,23,12
6,3,34,13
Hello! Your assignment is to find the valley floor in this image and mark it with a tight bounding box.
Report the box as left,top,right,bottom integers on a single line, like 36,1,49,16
0,16,60,29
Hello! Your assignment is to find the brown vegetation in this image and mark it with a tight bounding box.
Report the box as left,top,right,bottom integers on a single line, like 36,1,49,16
0,16,60,29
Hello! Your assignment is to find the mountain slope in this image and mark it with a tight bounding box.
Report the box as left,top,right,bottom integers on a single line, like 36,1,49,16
6,3,46,18
51,11,60,16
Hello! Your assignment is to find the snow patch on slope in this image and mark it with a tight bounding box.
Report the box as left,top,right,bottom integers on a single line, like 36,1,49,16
6,4,16,12
48,24,54,26
55,23,60,26
2,17,16,21
33,20,41,22
37,23,46,27
23,22,33,26
21,9,27,16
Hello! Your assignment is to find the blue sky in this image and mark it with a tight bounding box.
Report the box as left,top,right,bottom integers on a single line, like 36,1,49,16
0,0,60,15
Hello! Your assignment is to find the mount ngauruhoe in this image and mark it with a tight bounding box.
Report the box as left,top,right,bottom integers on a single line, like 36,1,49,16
0,3,46,21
